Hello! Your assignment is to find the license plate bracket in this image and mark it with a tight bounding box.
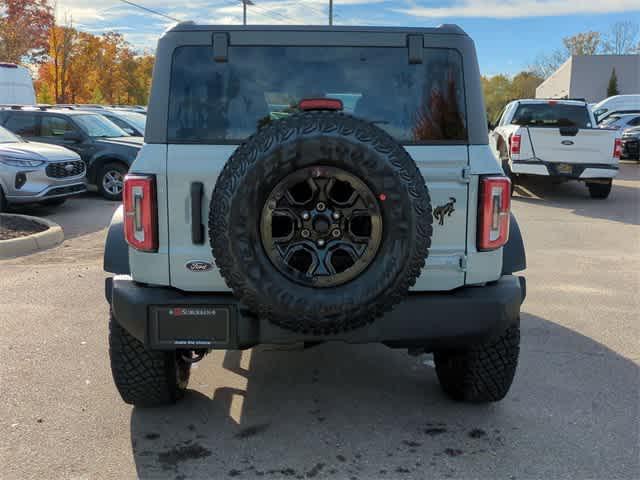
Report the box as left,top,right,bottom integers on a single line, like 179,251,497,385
150,305,233,349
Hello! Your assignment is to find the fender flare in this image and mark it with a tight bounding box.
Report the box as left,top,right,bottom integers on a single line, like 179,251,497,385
104,206,130,275
502,213,526,275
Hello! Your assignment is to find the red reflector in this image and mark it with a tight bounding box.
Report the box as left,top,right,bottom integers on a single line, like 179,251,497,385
613,138,622,158
123,174,158,252
510,134,521,155
548,100,557,105
299,98,343,111
478,176,511,251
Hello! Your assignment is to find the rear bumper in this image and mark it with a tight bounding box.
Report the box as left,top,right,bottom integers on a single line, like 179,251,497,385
106,275,525,351
511,160,618,179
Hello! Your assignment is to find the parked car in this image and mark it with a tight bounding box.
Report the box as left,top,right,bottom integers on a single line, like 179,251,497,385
621,126,640,161
592,95,640,123
104,23,526,407
490,99,621,199
75,108,146,136
598,113,640,131
0,107,142,200
0,125,86,211
0,63,36,105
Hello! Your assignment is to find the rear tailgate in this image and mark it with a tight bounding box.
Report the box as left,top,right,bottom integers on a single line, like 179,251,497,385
526,127,617,165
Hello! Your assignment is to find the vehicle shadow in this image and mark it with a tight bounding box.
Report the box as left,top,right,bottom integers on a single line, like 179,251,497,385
129,313,639,479
512,162,639,226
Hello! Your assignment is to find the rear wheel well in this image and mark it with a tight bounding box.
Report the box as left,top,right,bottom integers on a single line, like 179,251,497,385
90,158,129,184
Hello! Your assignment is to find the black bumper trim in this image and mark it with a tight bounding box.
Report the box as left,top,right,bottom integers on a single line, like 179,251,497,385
106,275,525,351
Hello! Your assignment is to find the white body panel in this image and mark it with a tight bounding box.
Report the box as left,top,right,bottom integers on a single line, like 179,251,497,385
0,65,36,105
125,143,505,293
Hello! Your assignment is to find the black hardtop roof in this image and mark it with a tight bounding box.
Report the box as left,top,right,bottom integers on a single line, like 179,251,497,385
167,23,467,36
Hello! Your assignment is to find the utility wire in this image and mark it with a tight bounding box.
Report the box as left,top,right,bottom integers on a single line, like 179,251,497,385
293,0,327,20
117,0,182,23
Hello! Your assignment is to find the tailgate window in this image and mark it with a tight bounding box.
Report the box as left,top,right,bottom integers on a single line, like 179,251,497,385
168,46,467,144
512,103,592,128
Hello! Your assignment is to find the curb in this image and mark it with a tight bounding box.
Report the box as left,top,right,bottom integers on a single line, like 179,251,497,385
0,214,64,259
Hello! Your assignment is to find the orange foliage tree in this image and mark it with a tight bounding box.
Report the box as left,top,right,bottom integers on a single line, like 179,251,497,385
35,22,154,105
0,0,54,64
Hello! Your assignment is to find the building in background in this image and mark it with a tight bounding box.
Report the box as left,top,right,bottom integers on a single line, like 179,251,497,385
536,55,639,103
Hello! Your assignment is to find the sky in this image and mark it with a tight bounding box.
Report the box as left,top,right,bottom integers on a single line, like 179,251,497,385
56,0,640,76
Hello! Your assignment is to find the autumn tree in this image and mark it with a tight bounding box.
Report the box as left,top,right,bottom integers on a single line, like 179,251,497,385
563,31,601,55
36,24,155,105
531,22,639,78
0,0,54,63
482,71,544,122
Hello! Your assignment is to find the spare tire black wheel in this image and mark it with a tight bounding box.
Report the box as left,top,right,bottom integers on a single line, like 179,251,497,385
209,111,433,334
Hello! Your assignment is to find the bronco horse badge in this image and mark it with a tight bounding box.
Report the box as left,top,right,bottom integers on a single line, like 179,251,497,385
433,197,456,226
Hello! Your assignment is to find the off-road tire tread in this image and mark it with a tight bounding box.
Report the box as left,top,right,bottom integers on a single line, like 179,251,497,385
434,324,520,403
209,111,432,334
108,314,190,407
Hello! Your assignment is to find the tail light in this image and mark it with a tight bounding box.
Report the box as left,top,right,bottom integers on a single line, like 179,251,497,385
478,176,511,251
613,138,622,158
509,134,521,155
123,174,158,252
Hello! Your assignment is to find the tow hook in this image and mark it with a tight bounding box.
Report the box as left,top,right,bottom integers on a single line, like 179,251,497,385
180,349,208,363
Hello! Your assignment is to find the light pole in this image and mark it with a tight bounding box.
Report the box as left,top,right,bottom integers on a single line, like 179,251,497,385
329,0,333,25
242,0,254,25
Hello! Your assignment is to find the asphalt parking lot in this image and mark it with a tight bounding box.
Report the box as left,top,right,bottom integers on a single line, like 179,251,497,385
1,164,639,480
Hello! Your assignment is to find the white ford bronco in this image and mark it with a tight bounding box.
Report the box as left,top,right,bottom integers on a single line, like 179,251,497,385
104,24,526,407
490,99,621,199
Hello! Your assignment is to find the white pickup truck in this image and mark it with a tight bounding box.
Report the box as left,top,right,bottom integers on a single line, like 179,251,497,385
490,99,621,199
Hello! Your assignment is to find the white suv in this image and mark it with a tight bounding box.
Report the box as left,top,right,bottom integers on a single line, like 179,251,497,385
104,24,527,408
0,125,86,211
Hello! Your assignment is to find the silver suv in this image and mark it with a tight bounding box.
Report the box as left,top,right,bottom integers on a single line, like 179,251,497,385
104,24,527,408
0,125,86,211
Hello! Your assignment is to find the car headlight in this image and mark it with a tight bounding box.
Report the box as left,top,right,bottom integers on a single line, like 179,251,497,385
0,156,45,167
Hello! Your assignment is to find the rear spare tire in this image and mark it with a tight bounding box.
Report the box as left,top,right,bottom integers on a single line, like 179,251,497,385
209,111,432,334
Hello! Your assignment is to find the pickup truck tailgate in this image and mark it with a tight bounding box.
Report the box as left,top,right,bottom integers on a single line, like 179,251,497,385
526,127,616,165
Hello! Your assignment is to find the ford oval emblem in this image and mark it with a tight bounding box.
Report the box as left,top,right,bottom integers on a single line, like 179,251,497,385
186,261,213,272
561,140,574,146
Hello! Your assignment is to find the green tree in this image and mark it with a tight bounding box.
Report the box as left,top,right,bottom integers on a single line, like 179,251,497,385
481,72,544,122
607,68,619,97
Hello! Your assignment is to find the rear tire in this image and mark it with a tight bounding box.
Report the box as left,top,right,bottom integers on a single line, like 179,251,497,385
109,313,191,407
0,187,6,213
586,179,612,199
98,163,127,201
434,324,520,403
